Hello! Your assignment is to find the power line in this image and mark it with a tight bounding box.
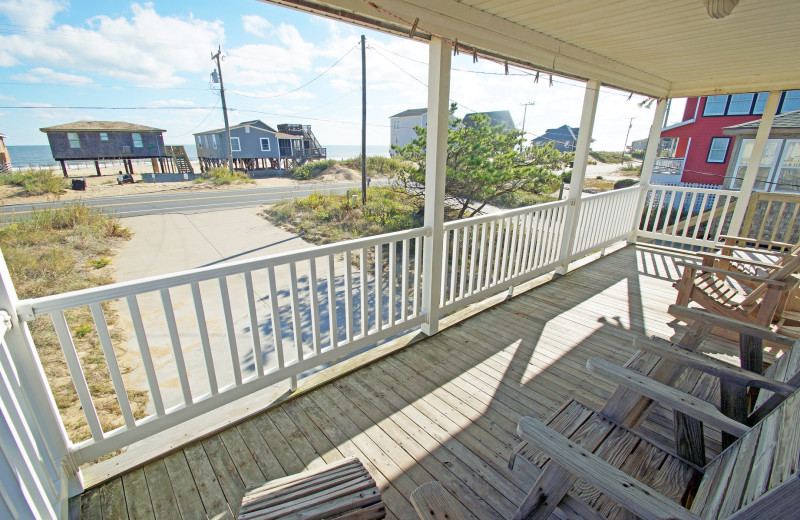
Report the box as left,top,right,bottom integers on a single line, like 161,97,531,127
0,105,219,110
227,43,359,100
170,99,221,137
234,108,390,128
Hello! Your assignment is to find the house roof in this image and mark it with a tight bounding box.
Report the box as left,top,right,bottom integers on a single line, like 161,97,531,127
40,121,166,133
724,110,800,136
533,124,579,143
390,108,427,118
463,110,516,130
194,120,278,136
264,0,800,98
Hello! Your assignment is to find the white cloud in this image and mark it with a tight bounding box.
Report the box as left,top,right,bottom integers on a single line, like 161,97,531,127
148,99,196,107
0,93,13,100
241,14,272,37
0,3,225,86
0,0,66,29
11,67,94,85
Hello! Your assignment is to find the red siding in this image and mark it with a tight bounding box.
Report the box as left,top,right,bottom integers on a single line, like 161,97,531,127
660,97,761,185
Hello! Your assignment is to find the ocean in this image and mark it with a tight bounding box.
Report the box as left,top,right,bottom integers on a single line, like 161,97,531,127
5,144,390,168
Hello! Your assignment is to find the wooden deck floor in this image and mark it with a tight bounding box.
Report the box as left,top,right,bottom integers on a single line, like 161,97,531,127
70,245,741,520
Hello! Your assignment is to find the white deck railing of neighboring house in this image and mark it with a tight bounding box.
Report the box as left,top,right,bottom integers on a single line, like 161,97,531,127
0,177,783,518
652,157,685,175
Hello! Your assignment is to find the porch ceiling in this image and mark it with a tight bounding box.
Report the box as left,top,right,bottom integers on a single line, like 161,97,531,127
261,0,800,98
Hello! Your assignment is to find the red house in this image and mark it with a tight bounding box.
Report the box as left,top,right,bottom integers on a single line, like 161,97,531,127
659,91,800,185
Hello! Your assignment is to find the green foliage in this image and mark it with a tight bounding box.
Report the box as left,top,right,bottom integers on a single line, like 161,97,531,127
196,167,254,186
631,150,645,159
392,104,569,218
589,151,630,164
614,178,639,189
87,257,111,269
492,191,557,209
73,323,92,338
618,162,642,174
263,186,422,244
0,169,68,196
288,159,338,180
561,170,573,183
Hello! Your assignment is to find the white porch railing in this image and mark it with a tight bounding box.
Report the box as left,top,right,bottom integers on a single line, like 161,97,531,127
652,157,685,175
15,227,429,465
636,184,739,248
571,186,641,258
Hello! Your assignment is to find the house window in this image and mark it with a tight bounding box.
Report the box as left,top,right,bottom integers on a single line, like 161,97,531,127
732,138,782,191
703,95,728,116
260,138,270,151
707,137,731,163
99,132,109,141
67,132,80,149
780,91,800,114
231,137,241,152
132,133,143,148
753,93,769,115
727,94,755,115
245,126,250,133
392,119,400,129
211,135,217,149
775,140,800,193
197,136,203,149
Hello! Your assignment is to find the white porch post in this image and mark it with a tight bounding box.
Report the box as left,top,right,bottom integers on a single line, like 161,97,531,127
729,90,781,234
421,37,451,336
630,98,669,241
556,79,600,274
0,248,80,514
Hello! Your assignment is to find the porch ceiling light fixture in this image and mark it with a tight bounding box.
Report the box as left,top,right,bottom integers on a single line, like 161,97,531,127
704,0,739,19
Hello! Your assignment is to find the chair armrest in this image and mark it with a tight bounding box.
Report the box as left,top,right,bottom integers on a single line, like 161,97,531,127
410,482,468,520
713,244,791,257
668,305,797,348
718,235,795,251
586,357,749,437
516,417,702,520
667,305,797,348
674,262,789,287
698,252,780,270
636,337,797,396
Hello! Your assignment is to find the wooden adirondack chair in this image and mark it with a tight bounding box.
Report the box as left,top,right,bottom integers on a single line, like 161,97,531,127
516,383,800,520
674,248,800,330
511,356,800,520
509,309,800,519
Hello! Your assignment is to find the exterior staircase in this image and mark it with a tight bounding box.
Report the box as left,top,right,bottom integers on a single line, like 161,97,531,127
277,124,327,165
165,145,194,174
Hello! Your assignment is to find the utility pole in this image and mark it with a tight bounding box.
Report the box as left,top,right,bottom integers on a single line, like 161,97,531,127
622,117,634,163
520,101,535,153
211,46,233,174
361,35,367,205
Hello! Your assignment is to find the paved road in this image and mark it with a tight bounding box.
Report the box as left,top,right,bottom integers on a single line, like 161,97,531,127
0,181,371,221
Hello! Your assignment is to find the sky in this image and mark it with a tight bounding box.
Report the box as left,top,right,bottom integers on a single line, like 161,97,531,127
0,0,687,150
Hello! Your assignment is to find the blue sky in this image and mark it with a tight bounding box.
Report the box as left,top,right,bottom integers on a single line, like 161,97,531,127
0,0,685,149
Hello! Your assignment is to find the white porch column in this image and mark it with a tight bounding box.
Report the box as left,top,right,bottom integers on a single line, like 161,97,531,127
630,98,669,241
729,90,781,234
421,37,451,336
556,79,600,274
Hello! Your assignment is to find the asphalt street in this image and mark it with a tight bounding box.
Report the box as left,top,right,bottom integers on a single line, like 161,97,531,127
0,181,370,221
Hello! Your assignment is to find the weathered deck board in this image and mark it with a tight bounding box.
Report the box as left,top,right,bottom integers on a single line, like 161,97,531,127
77,245,743,520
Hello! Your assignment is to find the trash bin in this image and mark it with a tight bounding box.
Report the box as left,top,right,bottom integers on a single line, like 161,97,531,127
71,179,87,191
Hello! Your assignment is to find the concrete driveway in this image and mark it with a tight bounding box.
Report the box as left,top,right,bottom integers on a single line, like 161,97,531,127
113,207,387,412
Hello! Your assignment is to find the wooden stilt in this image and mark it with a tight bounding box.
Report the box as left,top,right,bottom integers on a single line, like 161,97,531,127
60,160,68,178
94,160,101,176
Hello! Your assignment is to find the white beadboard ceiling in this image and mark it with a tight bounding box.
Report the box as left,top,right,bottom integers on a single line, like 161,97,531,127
262,0,800,98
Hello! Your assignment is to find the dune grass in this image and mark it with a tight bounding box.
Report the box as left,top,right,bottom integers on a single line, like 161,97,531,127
0,169,68,196
195,166,255,186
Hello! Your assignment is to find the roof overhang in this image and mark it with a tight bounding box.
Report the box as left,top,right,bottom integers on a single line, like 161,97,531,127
261,0,800,99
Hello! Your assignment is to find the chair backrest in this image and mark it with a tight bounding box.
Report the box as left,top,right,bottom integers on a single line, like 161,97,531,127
739,252,800,308
689,387,800,519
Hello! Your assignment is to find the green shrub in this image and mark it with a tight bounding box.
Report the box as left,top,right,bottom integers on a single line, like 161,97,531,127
561,170,572,183
341,156,405,177
614,178,639,189
589,151,630,164
288,159,338,180
618,162,642,173
195,167,254,186
0,169,68,196
493,191,557,209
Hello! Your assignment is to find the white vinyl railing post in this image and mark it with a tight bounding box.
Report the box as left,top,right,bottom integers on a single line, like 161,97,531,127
630,98,669,242
421,37,451,336
556,79,600,274
729,91,781,235
0,246,78,515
